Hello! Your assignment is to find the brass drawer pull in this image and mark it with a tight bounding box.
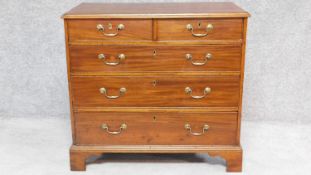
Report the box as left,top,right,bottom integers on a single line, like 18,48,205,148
184,123,209,136
185,53,212,66
185,87,211,99
99,87,127,99
101,123,127,135
186,23,213,37
96,23,125,37
98,53,126,66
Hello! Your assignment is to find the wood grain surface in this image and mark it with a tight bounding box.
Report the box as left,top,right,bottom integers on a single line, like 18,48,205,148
71,76,240,107
69,45,242,72
75,112,238,145
157,19,243,40
67,19,152,41
62,2,250,19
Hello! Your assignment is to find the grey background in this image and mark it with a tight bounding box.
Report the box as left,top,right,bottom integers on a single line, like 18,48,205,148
1,0,311,174
1,0,311,123
0,0,311,122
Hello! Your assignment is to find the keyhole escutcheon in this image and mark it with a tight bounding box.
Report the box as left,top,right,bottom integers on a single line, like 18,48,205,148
108,23,113,29
153,50,157,57
153,80,157,87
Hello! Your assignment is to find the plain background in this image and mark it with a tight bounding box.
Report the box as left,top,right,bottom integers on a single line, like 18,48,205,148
1,0,311,174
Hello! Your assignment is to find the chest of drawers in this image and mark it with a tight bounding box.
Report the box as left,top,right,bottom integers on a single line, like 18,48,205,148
62,2,249,172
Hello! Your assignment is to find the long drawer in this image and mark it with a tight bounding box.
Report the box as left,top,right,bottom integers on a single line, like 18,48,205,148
71,76,240,107
75,112,238,145
70,45,241,72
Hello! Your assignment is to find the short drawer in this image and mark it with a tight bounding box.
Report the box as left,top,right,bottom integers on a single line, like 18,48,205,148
67,19,152,41
71,76,240,107
157,19,243,40
75,112,238,145
70,45,241,72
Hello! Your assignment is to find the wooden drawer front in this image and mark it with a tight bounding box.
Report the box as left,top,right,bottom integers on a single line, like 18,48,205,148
67,19,152,41
157,19,243,40
71,76,240,107
75,112,238,145
70,45,241,72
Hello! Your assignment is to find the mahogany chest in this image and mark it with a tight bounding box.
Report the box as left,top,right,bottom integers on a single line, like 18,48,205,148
62,2,249,172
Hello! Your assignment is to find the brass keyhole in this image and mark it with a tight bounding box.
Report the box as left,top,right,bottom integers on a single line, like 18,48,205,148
152,80,157,87
198,21,202,28
108,23,113,29
153,116,156,121
153,50,157,57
